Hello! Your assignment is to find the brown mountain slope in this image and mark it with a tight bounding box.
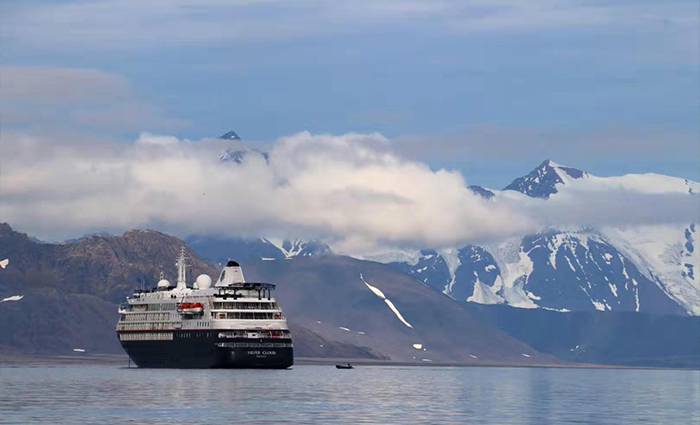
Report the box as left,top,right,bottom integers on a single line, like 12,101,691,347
243,256,559,365
0,223,217,303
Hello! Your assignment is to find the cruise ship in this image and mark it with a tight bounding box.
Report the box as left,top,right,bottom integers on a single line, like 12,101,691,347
116,248,293,368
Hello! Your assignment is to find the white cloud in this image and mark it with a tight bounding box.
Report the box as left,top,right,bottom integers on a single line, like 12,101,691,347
1,130,697,252
136,132,182,146
0,131,531,246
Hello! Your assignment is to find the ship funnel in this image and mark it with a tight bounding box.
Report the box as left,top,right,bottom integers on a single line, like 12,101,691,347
215,260,246,287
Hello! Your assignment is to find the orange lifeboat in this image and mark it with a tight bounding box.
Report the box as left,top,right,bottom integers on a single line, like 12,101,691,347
178,302,204,315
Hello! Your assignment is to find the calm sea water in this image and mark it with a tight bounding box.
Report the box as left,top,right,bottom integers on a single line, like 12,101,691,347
0,364,698,424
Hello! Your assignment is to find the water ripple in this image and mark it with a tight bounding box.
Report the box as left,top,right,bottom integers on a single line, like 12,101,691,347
0,365,698,425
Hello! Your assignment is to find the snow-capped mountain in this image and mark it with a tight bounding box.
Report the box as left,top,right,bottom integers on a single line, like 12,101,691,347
385,160,699,316
217,131,269,164
186,234,332,263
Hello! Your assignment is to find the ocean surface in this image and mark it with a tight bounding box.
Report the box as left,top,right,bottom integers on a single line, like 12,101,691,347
0,364,698,424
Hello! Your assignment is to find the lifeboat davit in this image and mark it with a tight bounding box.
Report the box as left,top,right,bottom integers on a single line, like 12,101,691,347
178,302,204,315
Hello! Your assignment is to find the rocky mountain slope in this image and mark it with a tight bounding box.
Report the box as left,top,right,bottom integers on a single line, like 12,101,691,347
0,223,217,304
382,160,699,316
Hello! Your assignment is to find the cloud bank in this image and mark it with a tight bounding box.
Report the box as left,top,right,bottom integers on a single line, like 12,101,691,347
1,131,697,253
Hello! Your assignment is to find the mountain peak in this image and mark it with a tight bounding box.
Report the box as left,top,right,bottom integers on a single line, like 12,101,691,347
468,185,495,200
219,131,241,140
504,159,587,199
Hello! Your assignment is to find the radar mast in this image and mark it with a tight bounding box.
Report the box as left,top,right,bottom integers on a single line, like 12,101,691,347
175,246,189,290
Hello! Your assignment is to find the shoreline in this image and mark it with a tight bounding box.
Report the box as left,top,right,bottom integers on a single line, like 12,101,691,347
1,352,696,371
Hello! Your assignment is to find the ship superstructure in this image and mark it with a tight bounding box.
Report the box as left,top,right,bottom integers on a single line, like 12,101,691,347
116,248,293,368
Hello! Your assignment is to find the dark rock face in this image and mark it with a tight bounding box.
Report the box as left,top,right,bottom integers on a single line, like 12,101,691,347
452,246,500,302
503,159,587,198
391,250,451,293
468,185,495,200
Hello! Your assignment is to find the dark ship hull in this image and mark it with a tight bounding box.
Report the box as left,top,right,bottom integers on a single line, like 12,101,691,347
118,331,294,369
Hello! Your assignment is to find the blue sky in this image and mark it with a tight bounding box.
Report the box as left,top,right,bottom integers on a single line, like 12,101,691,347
2,0,698,188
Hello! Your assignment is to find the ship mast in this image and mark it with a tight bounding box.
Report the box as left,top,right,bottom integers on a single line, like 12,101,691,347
175,246,188,290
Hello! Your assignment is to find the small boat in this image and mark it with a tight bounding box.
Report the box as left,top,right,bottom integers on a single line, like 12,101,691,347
336,363,354,369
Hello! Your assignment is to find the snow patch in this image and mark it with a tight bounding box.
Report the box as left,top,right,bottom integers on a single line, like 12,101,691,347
361,273,386,298
383,299,413,329
526,291,541,301
360,273,413,328
439,247,462,294
0,295,23,303
591,300,606,311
